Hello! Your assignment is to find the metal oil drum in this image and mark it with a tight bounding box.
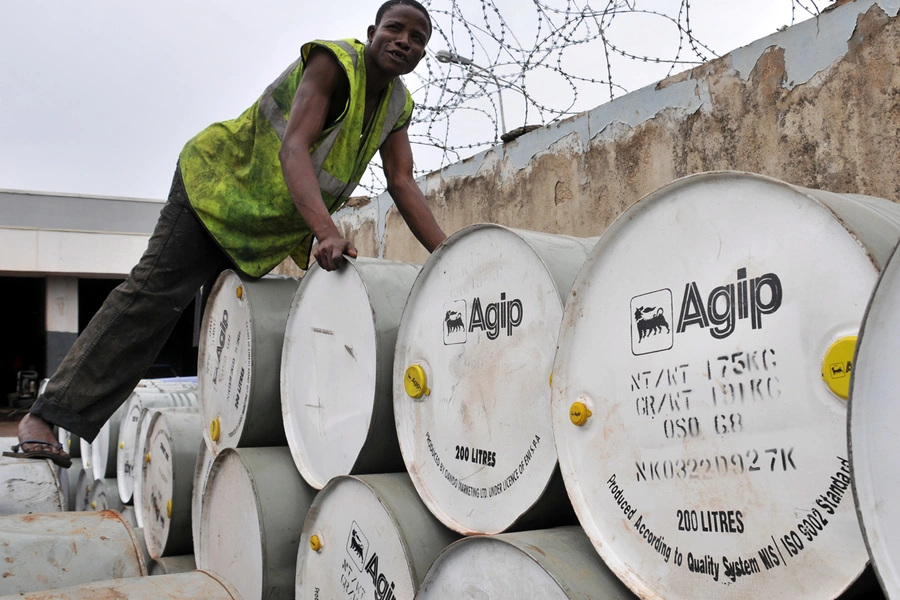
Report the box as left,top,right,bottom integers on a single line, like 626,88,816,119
198,447,316,600
74,466,92,512
281,258,420,489
140,409,202,559
0,510,146,595
148,554,196,576
191,440,214,558
0,570,240,599
198,270,299,455
57,427,80,459
89,401,128,480
133,406,198,528
393,224,595,534
87,477,123,512
117,382,198,503
296,473,459,598
551,171,900,599
0,455,65,515
850,241,900,599
417,526,634,599
59,457,82,511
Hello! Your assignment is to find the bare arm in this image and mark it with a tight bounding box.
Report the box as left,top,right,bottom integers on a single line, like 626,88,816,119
380,123,447,252
279,48,357,271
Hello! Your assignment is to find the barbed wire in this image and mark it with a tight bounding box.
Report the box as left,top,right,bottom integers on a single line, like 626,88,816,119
360,0,825,194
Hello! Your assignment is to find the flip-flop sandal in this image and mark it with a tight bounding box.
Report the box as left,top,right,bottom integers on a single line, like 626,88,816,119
3,439,73,469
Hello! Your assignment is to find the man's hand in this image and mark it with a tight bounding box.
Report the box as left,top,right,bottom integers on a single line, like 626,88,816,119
314,235,358,271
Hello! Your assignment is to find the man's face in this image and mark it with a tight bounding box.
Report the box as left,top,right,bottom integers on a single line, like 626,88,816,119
367,5,430,77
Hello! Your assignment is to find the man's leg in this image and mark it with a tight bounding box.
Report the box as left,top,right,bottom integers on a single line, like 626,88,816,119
20,168,232,453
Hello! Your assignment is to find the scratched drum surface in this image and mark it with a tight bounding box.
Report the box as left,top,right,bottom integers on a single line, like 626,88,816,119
394,224,594,534
850,242,900,599
551,172,900,599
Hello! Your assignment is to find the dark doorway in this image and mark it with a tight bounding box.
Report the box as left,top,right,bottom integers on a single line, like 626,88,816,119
0,277,45,404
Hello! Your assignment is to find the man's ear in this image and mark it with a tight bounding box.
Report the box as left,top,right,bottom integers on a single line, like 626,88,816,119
366,24,375,43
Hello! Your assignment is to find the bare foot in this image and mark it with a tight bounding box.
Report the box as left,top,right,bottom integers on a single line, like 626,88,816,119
16,413,70,460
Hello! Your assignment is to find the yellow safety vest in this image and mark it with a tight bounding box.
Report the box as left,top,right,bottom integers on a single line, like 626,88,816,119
179,38,414,276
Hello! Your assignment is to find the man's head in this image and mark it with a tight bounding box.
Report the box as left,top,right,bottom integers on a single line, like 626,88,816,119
366,0,431,77
375,0,432,40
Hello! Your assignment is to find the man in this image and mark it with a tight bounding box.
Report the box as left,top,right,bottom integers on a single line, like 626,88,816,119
5,0,445,467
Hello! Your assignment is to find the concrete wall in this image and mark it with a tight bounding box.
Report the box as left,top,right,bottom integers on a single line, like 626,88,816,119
270,0,900,274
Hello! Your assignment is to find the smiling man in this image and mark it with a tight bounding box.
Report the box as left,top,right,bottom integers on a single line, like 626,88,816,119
7,0,446,466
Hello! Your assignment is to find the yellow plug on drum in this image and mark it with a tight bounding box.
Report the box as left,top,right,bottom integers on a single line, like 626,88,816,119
404,364,430,399
822,335,857,400
569,401,592,426
210,417,221,443
310,534,323,552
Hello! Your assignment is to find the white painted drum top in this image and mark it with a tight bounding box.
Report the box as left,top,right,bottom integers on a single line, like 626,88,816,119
393,224,595,535
850,241,900,599
296,473,458,599
198,271,298,455
551,172,900,599
281,259,419,489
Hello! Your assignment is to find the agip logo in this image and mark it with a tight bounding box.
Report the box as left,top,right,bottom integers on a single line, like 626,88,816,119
346,521,369,571
631,289,674,355
442,293,524,345
631,268,783,355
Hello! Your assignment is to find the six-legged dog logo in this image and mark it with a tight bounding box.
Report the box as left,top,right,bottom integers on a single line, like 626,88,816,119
631,289,674,355
443,300,467,345
345,521,369,571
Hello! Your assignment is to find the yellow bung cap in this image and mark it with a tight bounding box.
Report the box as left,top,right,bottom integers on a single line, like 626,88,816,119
90,502,96,509
120,442,125,449
210,417,221,443
166,500,173,519
569,401,592,426
236,285,243,299
404,364,430,399
145,453,151,464
822,335,857,400
310,534,323,552
549,373,553,387
67,439,71,448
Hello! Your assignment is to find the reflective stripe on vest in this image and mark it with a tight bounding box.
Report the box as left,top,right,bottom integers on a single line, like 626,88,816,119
257,40,407,199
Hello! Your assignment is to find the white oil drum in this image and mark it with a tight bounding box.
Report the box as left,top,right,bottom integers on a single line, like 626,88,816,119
117,383,198,503
551,172,900,599
78,438,92,473
198,447,316,600
417,526,634,599
148,554,196,576
57,427,80,458
74,466,92,512
134,406,198,529
0,570,240,599
282,258,420,489
90,402,128,480
59,457,82,511
394,224,595,534
850,241,900,598
141,409,202,559
296,473,459,598
191,440,214,558
0,511,146,595
0,455,64,515
198,271,299,455
88,477,123,512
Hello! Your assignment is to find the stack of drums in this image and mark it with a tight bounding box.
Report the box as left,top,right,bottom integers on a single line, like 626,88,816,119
393,224,595,534
551,172,900,599
117,380,198,505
